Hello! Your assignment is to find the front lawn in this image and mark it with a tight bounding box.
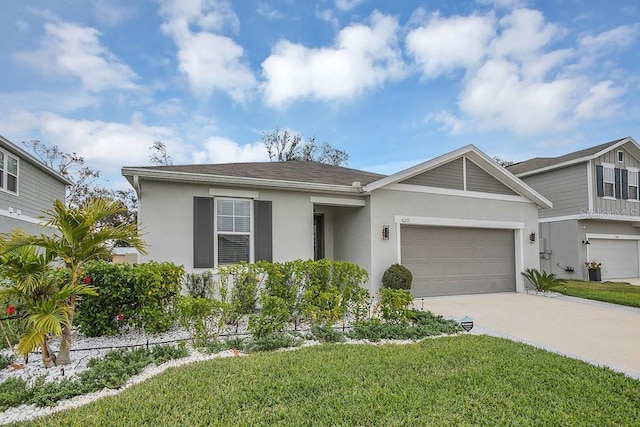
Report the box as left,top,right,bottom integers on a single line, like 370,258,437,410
16,335,640,426
550,280,640,308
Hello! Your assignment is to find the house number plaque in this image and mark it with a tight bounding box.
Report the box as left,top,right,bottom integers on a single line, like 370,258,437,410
460,316,473,332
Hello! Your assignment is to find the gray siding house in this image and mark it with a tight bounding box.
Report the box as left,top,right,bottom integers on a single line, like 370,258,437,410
0,134,70,235
123,145,551,297
508,136,640,281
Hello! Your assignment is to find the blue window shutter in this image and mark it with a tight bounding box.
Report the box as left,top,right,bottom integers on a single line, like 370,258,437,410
194,197,215,268
615,168,621,198
596,165,604,197
254,200,272,262
622,169,629,199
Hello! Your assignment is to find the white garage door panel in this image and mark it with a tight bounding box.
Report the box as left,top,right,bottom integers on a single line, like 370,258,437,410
401,226,515,297
589,239,639,279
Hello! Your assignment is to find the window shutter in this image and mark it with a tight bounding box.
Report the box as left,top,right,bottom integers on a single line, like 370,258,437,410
622,169,629,199
614,168,621,198
254,200,272,262
596,165,604,197
194,197,215,268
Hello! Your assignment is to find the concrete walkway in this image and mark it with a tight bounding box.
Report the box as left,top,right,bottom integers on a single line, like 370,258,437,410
414,292,640,379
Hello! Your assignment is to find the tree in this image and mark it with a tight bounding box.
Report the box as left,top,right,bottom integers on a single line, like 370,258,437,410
0,198,148,365
149,140,173,166
262,127,349,166
493,156,515,167
0,246,97,367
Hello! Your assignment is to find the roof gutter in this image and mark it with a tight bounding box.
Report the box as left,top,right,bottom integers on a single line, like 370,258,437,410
121,167,366,195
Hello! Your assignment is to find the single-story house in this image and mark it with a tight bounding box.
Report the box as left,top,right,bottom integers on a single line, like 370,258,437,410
122,145,551,297
0,134,70,236
508,136,640,281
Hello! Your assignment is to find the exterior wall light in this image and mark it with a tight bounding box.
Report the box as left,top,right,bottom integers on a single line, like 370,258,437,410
529,232,536,243
382,225,390,240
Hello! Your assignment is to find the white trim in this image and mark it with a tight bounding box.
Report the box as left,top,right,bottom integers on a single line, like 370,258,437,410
538,214,580,223
585,233,640,241
514,229,525,292
540,212,640,223
393,215,524,230
0,208,44,225
462,156,467,191
618,150,625,163
587,161,594,212
213,198,254,267
386,183,532,203
395,222,402,264
209,188,258,199
309,196,366,207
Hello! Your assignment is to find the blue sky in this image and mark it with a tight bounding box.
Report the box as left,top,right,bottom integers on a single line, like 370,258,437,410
1,0,639,190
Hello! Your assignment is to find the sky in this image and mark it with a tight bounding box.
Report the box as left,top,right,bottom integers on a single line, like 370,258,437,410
0,0,639,191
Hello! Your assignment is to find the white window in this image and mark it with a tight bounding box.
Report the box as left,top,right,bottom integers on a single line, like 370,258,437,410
603,164,615,197
629,168,639,200
0,149,19,194
618,150,624,163
215,198,252,265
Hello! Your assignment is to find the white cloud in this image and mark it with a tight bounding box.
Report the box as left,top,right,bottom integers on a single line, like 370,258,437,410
192,137,269,163
406,13,495,78
158,0,256,101
574,81,624,119
579,24,639,51
93,0,135,27
335,0,366,12
261,11,405,107
490,8,562,59
14,21,139,92
426,111,466,135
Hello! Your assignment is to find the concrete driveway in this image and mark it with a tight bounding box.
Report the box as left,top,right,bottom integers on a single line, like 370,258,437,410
414,292,640,379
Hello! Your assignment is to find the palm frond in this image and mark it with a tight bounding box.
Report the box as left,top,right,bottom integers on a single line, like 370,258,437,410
16,328,46,356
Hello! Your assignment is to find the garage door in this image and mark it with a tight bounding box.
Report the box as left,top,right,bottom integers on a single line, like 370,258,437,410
589,239,639,279
401,226,515,297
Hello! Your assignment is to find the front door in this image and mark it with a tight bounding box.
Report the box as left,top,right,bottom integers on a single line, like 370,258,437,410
314,213,325,260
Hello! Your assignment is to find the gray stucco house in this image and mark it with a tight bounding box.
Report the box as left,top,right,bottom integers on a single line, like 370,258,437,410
123,145,551,297
508,136,640,281
0,134,70,235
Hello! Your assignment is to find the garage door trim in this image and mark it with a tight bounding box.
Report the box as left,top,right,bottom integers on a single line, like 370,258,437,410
586,233,640,279
394,215,526,292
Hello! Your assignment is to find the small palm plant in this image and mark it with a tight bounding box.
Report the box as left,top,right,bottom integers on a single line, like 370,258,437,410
521,268,566,292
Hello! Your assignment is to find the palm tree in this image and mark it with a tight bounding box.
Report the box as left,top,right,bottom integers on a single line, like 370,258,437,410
0,198,147,365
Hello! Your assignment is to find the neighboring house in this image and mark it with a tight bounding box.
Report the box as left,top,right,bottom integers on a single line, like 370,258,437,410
508,136,640,281
0,134,70,236
122,145,551,297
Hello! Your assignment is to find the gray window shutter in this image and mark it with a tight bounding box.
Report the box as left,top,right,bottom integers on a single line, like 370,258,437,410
615,168,622,198
622,169,629,199
254,200,272,262
596,165,604,197
194,197,215,268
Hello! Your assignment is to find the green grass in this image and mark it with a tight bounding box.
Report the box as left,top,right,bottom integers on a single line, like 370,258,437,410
14,335,640,426
550,280,640,308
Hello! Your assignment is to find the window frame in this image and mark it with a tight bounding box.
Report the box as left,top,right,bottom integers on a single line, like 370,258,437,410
618,150,624,163
628,167,639,201
0,148,19,195
213,197,254,266
602,163,615,198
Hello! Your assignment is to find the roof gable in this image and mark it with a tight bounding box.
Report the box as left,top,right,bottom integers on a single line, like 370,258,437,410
364,145,551,208
0,134,71,185
507,136,638,176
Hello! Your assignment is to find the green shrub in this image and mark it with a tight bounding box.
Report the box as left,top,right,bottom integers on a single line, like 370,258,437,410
183,270,215,298
249,294,292,338
76,261,184,336
246,333,302,352
382,264,413,290
522,268,566,292
0,353,15,370
219,263,263,326
150,342,188,365
177,296,230,346
310,324,345,343
349,310,461,341
377,288,414,324
0,377,31,412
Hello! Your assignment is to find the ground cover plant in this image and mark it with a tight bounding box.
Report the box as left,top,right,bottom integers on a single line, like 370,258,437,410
550,280,640,308
13,335,640,426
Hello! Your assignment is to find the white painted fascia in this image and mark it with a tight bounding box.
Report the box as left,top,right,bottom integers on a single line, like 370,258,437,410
540,212,640,223
393,215,524,230
515,137,639,178
585,233,640,241
122,168,363,195
364,144,552,209
0,208,46,225
309,196,366,207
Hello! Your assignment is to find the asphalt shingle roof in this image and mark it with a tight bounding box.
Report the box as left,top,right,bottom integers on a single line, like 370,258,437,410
507,137,627,175
131,161,386,186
